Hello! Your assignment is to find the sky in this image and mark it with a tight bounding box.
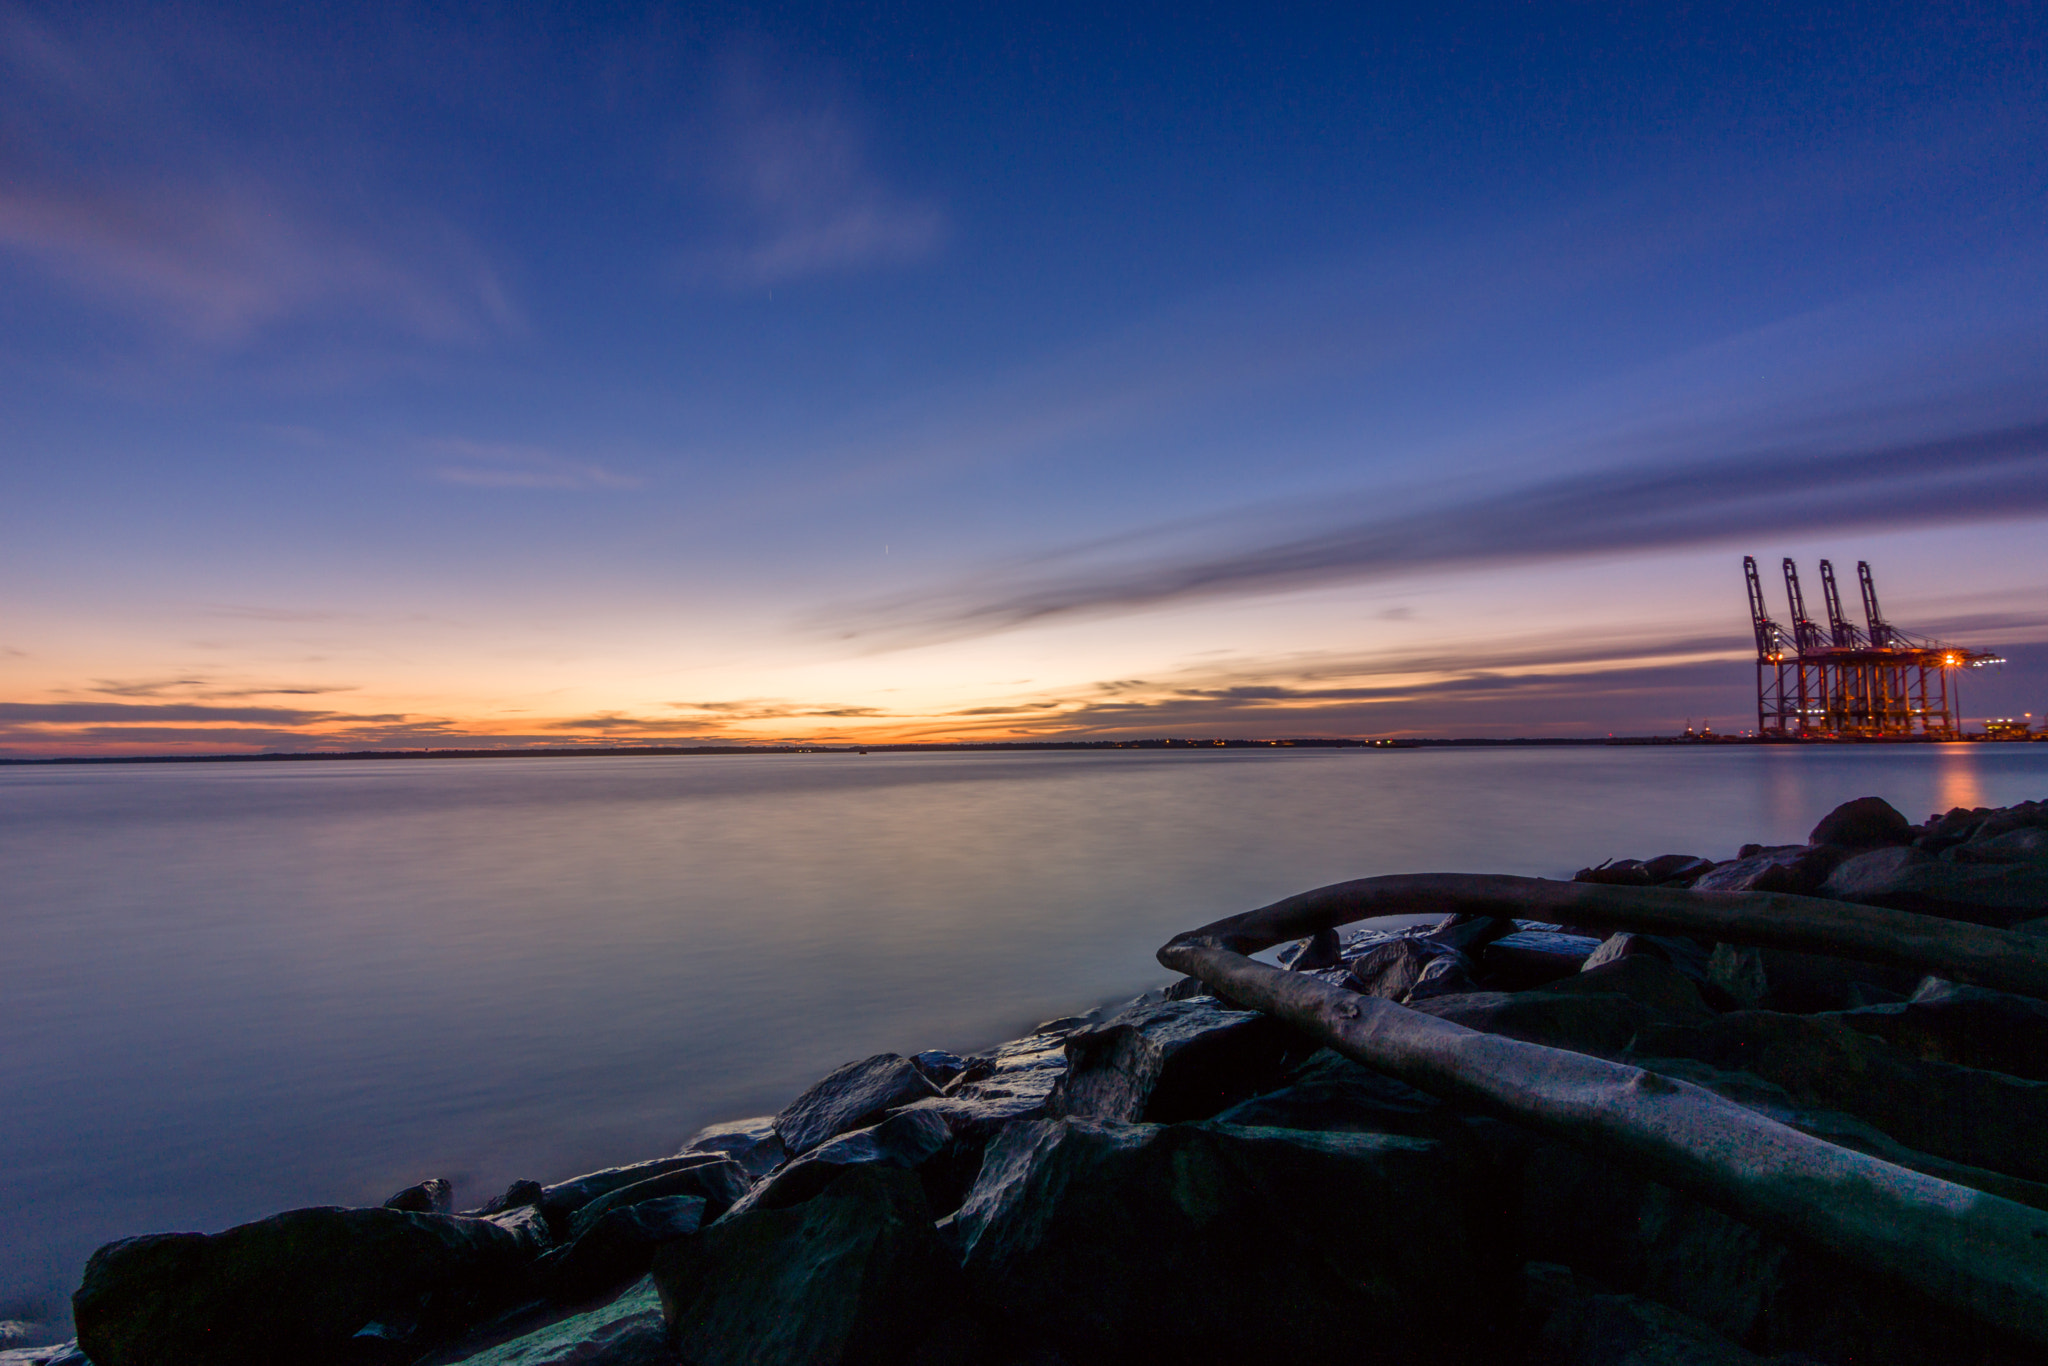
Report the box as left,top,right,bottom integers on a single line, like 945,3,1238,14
3,1,2046,754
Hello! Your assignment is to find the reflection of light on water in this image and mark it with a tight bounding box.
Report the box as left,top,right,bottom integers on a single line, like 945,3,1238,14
1935,745,1984,815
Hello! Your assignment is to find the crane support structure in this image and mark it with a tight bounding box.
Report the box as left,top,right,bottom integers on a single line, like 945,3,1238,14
1743,557,2003,738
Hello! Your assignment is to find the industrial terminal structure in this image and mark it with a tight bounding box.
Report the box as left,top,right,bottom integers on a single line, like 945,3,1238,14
1743,556,2003,739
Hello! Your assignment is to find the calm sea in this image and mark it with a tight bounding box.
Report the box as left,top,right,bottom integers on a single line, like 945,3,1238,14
5,743,2047,1335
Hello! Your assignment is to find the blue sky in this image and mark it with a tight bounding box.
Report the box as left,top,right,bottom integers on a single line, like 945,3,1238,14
3,2,2045,752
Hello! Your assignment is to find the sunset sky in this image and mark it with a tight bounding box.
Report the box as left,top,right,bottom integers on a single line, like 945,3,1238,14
4,3,2046,754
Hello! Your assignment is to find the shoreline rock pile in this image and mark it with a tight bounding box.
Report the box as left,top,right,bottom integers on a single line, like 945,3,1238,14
14,796,2048,1366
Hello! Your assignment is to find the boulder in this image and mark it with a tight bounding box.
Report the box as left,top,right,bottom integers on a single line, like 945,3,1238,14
725,1107,952,1216
1644,854,1715,885
1819,845,2048,927
384,1179,453,1214
652,1166,964,1366
1345,936,1475,1002
532,1196,705,1305
73,1207,532,1366
678,1116,786,1180
1573,859,1653,886
949,1118,1504,1365
1692,846,1838,895
775,1054,942,1157
1208,1048,1496,1154
538,1154,732,1233
469,1181,544,1218
1049,996,1298,1124
1407,987,1659,1060
1828,979,2048,1082
1524,1263,1768,1365
909,1049,971,1087
1947,826,2048,864
1478,928,1599,990
1543,955,1717,1026
1809,796,1915,849
562,1159,748,1242
421,1276,671,1366
895,1030,1069,1144
1633,1009,2048,1183
1706,942,1915,1013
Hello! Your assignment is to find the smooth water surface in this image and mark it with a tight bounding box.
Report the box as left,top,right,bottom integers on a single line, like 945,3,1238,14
4,743,2046,1333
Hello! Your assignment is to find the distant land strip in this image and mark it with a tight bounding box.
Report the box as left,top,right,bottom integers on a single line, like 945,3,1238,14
0,735,1978,765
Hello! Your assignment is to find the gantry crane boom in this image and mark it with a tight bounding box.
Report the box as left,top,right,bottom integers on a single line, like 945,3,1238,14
1782,558,1828,654
1743,556,1781,658
1818,560,1863,649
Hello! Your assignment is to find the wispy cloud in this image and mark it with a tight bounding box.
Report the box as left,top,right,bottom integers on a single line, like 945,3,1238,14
677,54,945,288
0,4,518,347
86,677,356,699
427,439,643,491
829,405,2048,645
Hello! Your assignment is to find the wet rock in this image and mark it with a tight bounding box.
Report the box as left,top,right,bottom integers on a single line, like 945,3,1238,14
1810,796,1914,849
1278,924,1342,970
1829,978,2048,1082
897,1030,1069,1144
563,1159,747,1242
1819,845,2048,927
533,1196,705,1305
538,1155,731,1233
0,1346,87,1366
1346,936,1476,1002
677,1116,786,1180
73,1207,531,1366
1634,1009,2048,1183
1049,996,1298,1124
422,1276,671,1366
775,1054,942,1157
950,1118,1502,1365
726,1108,952,1216
1207,1048,1504,1157
652,1165,962,1366
384,1178,453,1214
1582,931,1715,985
1692,846,1838,895
909,1049,970,1087
481,1204,553,1258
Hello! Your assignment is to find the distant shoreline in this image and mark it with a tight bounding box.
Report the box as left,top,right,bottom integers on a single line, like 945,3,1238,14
2,734,2023,765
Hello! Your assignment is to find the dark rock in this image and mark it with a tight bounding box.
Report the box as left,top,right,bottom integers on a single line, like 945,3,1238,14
726,1108,952,1216
480,1204,553,1257
1049,996,1297,1124
538,1154,732,1234
1644,854,1715,885
383,1178,453,1214
420,1276,672,1366
1279,924,1342,970
1416,912,1518,954
1345,935,1475,1002
1810,796,1915,849
563,1159,748,1242
1543,955,1717,1026
533,1196,705,1305
1692,846,1838,895
775,1054,942,1157
1519,1141,2040,1366
1830,978,2048,1082
1208,1047,1495,1152
468,1180,543,1217
1947,826,2048,864
1478,928,1599,990
73,1207,531,1366
1634,1009,2048,1183
896,1030,1069,1144
1407,986,1658,1060
909,1049,970,1087
1574,859,1653,886
1526,1266,1768,1365
949,1118,1505,1365
677,1116,786,1180
652,1165,961,1366
1706,942,1918,1013
0,1346,88,1366
1819,845,2048,927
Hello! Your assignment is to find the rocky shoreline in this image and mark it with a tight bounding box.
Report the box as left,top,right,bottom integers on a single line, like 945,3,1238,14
11,794,2048,1366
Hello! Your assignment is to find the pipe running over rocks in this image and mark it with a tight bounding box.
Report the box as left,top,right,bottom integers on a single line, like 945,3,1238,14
1157,874,2048,1349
